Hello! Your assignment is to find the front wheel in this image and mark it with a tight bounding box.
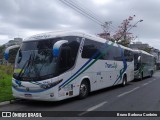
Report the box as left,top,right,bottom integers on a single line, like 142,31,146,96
78,81,89,99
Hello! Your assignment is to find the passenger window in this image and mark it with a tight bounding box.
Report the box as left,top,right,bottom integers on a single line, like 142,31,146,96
82,39,103,59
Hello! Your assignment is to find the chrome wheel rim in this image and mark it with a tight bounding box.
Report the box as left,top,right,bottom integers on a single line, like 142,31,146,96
123,79,126,85
80,84,87,96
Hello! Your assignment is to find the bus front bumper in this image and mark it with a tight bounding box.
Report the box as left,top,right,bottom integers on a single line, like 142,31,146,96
12,86,75,101
12,87,62,101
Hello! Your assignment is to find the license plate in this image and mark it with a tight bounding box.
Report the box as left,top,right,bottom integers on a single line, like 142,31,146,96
24,94,32,97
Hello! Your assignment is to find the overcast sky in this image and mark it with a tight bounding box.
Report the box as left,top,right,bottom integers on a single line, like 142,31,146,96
0,0,160,49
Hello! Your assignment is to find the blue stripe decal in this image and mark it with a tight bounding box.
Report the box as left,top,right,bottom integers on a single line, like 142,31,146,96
15,79,25,87
59,51,99,88
113,44,127,85
59,41,109,89
60,42,112,89
12,86,52,93
15,79,46,86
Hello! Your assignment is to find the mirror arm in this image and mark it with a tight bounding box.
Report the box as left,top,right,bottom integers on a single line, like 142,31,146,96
4,45,20,61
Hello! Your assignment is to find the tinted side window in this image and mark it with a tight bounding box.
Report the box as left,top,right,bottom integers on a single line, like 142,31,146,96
81,39,135,62
124,50,133,62
103,46,114,60
141,54,152,65
82,39,124,61
103,46,122,61
113,46,122,61
82,39,103,59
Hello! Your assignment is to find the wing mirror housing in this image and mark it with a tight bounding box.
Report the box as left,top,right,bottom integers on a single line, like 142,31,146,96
53,40,68,57
4,45,20,61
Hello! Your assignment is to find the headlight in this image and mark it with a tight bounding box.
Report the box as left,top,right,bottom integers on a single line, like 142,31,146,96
40,79,63,89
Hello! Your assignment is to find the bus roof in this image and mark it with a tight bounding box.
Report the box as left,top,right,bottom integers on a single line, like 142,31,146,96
24,30,104,42
24,30,133,51
133,49,154,57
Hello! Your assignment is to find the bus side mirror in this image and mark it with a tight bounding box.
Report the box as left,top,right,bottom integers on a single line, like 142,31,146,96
138,56,141,62
4,45,20,61
53,40,68,57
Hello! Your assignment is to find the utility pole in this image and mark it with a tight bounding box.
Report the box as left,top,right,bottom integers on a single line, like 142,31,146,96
102,21,112,34
100,21,112,40
123,20,127,42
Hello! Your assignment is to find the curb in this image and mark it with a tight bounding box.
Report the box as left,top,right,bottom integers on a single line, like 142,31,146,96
0,99,21,106
0,101,10,106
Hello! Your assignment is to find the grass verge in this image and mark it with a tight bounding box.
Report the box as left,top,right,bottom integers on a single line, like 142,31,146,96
0,65,14,102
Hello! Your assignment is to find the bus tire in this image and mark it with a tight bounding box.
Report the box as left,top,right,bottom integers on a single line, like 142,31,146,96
122,75,127,87
140,72,143,80
150,71,153,77
79,80,89,99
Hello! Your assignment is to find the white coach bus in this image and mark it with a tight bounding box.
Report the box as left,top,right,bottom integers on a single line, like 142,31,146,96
5,31,134,101
133,49,155,80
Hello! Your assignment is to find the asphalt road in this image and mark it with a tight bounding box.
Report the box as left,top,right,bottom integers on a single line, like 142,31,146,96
1,71,160,120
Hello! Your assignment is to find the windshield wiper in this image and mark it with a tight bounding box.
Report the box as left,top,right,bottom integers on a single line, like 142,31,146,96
17,53,32,79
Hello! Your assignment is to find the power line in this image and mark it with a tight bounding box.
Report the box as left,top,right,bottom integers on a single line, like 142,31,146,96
66,0,105,25
71,0,117,32
59,0,117,33
69,0,117,32
70,0,106,23
59,0,103,25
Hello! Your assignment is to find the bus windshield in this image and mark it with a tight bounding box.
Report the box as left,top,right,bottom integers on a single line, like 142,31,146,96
13,36,81,81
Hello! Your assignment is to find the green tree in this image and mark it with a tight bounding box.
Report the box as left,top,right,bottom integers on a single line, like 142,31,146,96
0,45,5,61
139,47,152,53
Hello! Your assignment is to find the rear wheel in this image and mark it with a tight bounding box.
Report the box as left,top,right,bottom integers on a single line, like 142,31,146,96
122,75,127,87
140,72,143,80
150,71,153,77
79,81,89,99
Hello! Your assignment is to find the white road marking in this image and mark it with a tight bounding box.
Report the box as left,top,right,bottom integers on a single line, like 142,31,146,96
142,79,156,86
87,101,107,111
153,79,156,81
142,82,149,86
148,81,153,83
78,101,107,116
117,87,140,97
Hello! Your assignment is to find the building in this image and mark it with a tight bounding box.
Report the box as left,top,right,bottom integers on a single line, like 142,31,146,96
151,48,160,60
150,48,160,70
5,38,22,47
129,42,149,50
